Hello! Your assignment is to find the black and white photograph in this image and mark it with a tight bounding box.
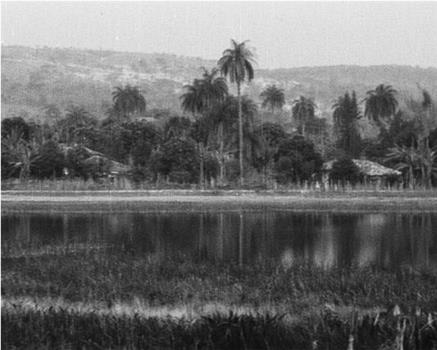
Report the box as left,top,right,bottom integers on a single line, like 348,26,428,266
1,1,437,349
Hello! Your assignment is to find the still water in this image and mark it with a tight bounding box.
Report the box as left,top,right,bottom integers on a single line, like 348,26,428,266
2,210,437,271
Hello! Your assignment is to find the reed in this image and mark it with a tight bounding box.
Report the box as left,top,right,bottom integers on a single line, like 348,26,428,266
2,304,436,349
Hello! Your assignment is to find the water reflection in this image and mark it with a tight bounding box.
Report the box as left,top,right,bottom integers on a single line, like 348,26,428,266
2,211,436,271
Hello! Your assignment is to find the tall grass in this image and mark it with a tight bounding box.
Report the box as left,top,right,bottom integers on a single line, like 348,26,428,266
3,177,437,193
3,252,437,312
2,305,436,349
3,243,437,348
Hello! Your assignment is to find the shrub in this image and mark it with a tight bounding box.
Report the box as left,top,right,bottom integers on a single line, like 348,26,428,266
329,157,361,187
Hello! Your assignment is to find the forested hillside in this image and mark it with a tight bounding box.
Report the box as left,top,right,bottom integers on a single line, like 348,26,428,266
2,45,437,121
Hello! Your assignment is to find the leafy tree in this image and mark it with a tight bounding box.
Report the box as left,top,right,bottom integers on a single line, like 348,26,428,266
292,96,316,138
385,144,419,189
1,128,37,180
30,140,65,179
57,106,97,144
253,122,287,181
214,95,259,175
260,85,285,112
124,121,162,168
180,68,228,187
274,135,323,184
65,145,91,179
150,138,199,183
2,117,30,141
99,123,133,164
364,84,398,131
164,116,192,140
329,157,361,188
112,85,146,120
384,89,437,188
218,39,255,186
332,91,362,158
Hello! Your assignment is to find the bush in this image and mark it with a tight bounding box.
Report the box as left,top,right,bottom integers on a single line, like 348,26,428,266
329,157,361,187
30,140,65,179
150,138,199,183
274,136,323,184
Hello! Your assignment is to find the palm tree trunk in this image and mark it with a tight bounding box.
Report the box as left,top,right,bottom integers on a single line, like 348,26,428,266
218,121,225,185
237,82,244,187
199,143,205,190
408,165,414,190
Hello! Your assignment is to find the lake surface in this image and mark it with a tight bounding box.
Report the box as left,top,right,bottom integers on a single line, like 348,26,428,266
2,210,437,271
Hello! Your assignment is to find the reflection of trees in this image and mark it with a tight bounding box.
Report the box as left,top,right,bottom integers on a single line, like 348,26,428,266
313,214,336,269
355,214,386,268
3,212,435,271
378,213,435,270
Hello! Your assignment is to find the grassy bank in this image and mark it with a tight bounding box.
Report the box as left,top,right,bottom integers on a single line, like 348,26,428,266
2,251,437,348
3,190,437,213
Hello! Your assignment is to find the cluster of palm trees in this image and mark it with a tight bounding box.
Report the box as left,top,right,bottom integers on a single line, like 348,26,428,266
180,40,256,186
4,38,436,188
178,38,436,188
180,39,326,186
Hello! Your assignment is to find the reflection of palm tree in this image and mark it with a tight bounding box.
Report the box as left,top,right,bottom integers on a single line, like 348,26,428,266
292,96,316,138
218,40,255,186
260,85,285,113
364,84,398,130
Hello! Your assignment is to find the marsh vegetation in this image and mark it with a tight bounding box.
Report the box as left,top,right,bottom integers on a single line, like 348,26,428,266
2,208,437,348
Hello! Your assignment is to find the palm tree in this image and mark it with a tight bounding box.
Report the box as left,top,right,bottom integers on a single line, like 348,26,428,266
59,106,95,144
364,84,398,130
332,91,362,158
112,85,146,120
260,85,285,113
180,68,228,188
218,39,256,186
385,144,419,189
292,96,316,138
1,129,38,180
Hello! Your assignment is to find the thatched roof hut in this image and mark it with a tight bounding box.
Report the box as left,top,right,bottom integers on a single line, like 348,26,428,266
323,159,401,177
60,144,131,177
83,155,130,176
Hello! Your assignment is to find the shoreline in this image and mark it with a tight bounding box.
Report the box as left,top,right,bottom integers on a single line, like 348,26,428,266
2,190,437,212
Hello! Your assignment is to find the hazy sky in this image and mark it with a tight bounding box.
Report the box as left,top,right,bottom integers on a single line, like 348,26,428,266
2,1,437,69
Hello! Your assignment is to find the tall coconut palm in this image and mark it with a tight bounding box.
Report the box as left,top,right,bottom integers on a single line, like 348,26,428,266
292,96,316,138
260,85,285,113
180,68,228,188
364,84,398,130
112,85,146,120
218,39,255,186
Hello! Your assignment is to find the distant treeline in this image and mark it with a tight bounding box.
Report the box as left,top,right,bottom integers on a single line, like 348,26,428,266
2,41,437,189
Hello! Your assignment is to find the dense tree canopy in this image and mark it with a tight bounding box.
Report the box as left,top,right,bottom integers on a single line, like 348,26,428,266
332,91,362,158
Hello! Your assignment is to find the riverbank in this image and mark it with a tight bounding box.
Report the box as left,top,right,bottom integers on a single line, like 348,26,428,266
3,189,437,212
